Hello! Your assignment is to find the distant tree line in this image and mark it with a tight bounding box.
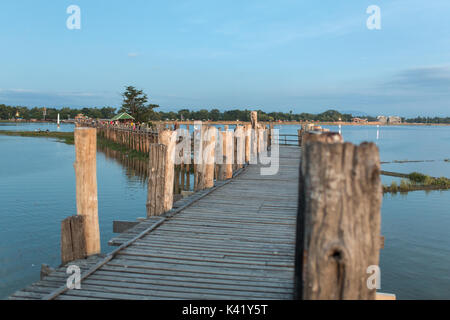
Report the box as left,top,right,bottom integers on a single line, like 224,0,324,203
0,104,116,121
0,104,354,122
154,109,356,122
404,116,450,124
2,102,449,123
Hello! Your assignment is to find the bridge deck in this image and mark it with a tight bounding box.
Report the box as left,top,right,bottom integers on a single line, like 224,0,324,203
9,146,300,300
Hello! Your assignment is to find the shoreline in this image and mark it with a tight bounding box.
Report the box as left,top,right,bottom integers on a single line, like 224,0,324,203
0,130,149,160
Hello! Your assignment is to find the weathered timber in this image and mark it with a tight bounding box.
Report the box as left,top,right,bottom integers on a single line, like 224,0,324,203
295,137,381,300
197,126,216,190
74,127,100,256
113,221,140,234
61,215,86,264
146,144,167,217
158,130,177,212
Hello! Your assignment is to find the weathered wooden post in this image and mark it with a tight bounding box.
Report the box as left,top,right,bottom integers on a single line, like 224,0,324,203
219,129,233,180
294,132,382,300
197,126,216,189
193,123,202,191
250,112,258,162
297,129,302,146
268,123,273,148
235,126,245,168
244,124,251,163
186,124,191,190
158,130,177,211
215,127,222,180
74,127,100,256
61,215,86,264
146,144,168,216
251,111,258,129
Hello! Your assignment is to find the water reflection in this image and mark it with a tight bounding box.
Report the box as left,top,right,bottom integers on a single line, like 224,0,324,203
98,145,149,186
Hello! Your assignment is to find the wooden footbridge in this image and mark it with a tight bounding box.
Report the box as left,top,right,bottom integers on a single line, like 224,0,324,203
9,146,300,300
9,115,390,300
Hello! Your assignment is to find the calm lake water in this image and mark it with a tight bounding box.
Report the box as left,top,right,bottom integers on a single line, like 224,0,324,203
0,123,449,299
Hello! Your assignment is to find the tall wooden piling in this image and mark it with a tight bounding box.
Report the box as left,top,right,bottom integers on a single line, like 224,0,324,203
146,144,167,217
197,126,216,189
74,127,100,256
158,130,177,212
295,133,382,300
251,111,258,129
219,129,233,180
245,124,251,163
235,126,245,168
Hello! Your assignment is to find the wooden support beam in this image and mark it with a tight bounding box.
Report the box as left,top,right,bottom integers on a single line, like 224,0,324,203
146,143,167,217
233,126,244,168
193,124,202,191
295,134,382,300
197,126,216,189
74,127,100,256
219,129,233,180
61,215,86,265
245,124,251,163
250,111,258,130
298,129,303,146
159,130,177,211
214,127,222,180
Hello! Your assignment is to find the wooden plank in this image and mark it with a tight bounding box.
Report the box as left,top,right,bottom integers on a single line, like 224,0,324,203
113,221,140,233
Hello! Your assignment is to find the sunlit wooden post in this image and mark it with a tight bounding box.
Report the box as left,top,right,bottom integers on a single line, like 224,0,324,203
158,130,177,212
235,126,245,168
219,129,233,180
197,126,216,189
244,124,251,163
146,144,167,216
74,127,100,256
193,123,202,191
250,112,258,162
295,132,382,300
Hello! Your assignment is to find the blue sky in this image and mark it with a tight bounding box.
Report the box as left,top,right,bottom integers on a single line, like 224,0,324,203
0,0,449,116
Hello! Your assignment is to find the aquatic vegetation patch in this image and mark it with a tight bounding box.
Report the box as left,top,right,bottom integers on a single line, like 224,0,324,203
383,171,450,193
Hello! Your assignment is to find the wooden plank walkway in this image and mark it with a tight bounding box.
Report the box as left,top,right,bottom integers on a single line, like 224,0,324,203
9,146,300,300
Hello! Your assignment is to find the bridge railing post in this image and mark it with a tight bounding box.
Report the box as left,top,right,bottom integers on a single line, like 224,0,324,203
73,127,100,256
146,143,168,217
295,132,382,300
197,125,216,189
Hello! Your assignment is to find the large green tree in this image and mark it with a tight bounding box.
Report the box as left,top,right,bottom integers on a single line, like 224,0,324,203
119,86,158,122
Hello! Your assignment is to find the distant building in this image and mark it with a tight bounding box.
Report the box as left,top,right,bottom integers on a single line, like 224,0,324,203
352,117,368,123
377,116,388,124
110,112,135,123
75,113,88,121
388,116,402,124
